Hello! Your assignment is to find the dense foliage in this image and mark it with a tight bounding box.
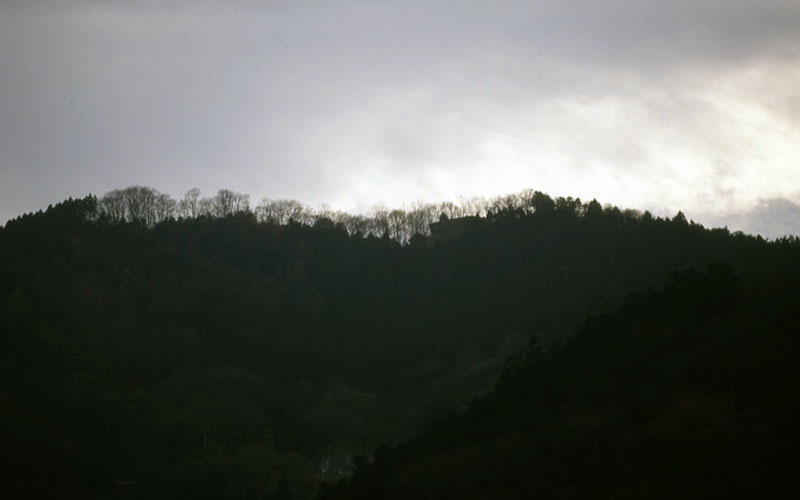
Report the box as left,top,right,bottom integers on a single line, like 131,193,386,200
1,190,798,498
323,264,800,499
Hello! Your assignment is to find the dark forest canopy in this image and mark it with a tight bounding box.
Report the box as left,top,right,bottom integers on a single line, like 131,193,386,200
321,264,800,499
1,189,799,498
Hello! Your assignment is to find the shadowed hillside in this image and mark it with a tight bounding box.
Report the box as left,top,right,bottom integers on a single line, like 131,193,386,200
2,190,798,498
321,264,800,499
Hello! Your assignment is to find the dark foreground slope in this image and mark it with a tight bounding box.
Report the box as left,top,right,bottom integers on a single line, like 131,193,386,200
1,195,799,497
322,264,800,499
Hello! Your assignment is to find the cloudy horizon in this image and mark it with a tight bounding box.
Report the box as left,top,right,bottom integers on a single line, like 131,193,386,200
2,1,799,238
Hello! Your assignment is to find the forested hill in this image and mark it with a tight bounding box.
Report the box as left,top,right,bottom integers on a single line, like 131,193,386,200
2,191,799,498
322,264,800,499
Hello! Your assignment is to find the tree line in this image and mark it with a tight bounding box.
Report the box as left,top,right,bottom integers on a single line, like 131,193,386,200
93,186,660,243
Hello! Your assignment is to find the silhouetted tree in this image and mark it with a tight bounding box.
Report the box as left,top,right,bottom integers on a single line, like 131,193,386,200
530,191,555,213
212,188,250,217
179,187,201,218
585,198,603,217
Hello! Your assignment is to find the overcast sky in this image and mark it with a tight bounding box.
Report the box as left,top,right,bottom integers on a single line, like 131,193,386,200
2,1,799,237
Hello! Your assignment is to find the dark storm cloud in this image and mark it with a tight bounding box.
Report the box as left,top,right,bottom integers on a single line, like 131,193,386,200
1,1,799,235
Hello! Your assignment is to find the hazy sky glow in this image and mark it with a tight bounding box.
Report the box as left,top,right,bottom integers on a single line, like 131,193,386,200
2,1,799,236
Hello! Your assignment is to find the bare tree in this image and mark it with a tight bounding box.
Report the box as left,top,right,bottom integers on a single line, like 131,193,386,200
388,209,408,242
339,213,369,236
198,197,215,217
368,205,390,237
212,189,250,217
98,186,176,226
255,198,279,224
98,189,126,223
121,186,156,225
285,200,307,224
458,196,488,217
178,188,201,218
256,199,306,225
437,201,462,219
154,193,177,223
407,202,436,237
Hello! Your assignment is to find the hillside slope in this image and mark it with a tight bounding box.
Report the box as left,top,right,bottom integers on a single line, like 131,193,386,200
322,264,800,499
2,193,798,497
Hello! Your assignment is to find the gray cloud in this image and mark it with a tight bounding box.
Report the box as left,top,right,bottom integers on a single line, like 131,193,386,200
695,197,800,239
2,1,799,232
